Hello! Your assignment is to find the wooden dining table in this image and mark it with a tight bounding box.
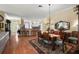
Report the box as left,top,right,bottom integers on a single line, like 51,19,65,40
49,34,60,40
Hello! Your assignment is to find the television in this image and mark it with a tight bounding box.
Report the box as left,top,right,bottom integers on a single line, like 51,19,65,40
55,21,70,30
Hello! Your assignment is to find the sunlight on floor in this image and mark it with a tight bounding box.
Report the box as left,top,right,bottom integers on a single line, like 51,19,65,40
15,33,19,43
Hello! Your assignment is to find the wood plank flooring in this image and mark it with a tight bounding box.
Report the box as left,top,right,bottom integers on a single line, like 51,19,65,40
2,34,38,54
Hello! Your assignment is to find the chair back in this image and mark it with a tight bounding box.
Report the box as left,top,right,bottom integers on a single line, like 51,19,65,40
43,32,50,40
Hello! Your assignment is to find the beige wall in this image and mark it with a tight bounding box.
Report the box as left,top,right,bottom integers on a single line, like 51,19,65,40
10,19,22,34
42,7,78,32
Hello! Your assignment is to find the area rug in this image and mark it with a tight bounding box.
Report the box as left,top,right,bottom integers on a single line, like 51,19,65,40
29,39,63,54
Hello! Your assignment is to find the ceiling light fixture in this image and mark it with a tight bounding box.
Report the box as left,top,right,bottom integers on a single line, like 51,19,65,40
48,4,51,31
38,5,43,7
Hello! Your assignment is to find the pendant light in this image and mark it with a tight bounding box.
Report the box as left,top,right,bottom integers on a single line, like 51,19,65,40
48,4,51,32
74,5,79,46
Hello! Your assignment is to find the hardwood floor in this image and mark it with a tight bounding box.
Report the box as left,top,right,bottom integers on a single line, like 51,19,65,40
2,34,38,54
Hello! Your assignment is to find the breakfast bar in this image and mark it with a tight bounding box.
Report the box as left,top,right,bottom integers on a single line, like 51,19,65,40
0,32,9,53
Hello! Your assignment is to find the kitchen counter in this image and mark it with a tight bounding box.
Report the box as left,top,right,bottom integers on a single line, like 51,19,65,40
0,32,9,53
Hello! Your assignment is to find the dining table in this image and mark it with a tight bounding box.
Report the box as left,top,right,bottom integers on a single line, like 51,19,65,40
49,34,60,40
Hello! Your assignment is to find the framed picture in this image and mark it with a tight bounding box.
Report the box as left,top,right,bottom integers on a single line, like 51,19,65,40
55,21,70,30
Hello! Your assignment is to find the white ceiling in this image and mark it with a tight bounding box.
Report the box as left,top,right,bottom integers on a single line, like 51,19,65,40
0,4,76,19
